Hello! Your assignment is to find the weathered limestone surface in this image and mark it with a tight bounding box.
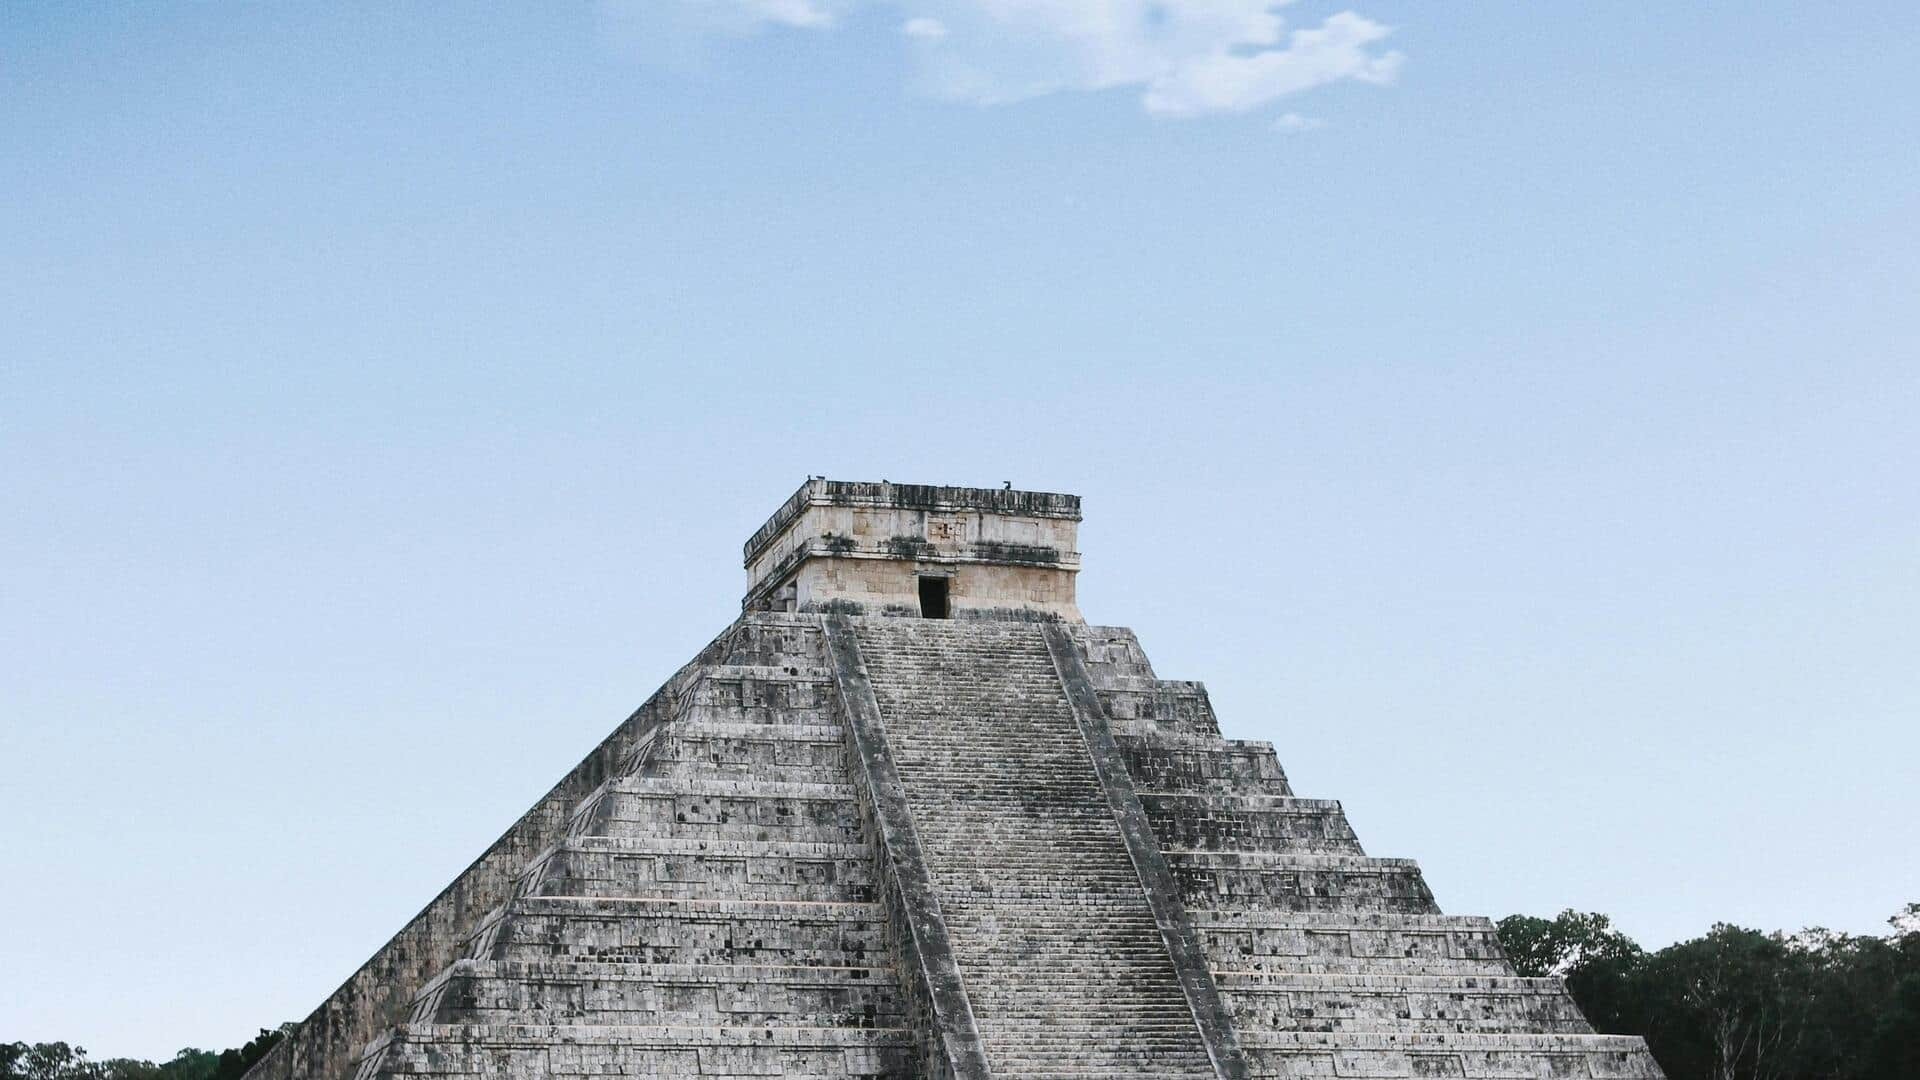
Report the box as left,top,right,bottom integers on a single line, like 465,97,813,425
247,482,1664,1080
847,618,1223,1078
1059,621,1663,1078
743,480,1082,620
351,616,923,1080
825,615,992,1080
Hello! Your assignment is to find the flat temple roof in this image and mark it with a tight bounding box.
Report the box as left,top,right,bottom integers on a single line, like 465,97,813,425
743,479,1082,567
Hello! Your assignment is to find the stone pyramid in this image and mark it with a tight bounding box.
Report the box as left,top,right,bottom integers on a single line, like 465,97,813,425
245,480,1664,1080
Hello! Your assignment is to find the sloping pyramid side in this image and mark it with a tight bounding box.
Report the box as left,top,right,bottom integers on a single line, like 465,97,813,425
249,611,1669,1080
247,615,933,1080
1060,623,1665,1080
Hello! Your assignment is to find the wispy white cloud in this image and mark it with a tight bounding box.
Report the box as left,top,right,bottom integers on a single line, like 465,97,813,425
743,0,840,28
601,0,849,37
1271,111,1327,133
902,16,949,39
608,1,1403,118
1141,11,1401,116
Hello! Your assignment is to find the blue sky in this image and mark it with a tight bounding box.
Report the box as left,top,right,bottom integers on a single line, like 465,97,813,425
3,1,1918,1060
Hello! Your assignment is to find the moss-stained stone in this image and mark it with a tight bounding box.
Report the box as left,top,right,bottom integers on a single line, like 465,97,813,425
246,483,1663,1080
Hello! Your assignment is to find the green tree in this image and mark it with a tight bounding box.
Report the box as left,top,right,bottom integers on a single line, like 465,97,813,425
156,1050,217,1080
1495,908,1648,1035
1497,909,1641,977
1,1042,104,1080
204,1030,279,1080
1498,903,1920,1080
92,1059,161,1080
1863,972,1920,1077
1639,924,1814,1080
2,1032,278,1080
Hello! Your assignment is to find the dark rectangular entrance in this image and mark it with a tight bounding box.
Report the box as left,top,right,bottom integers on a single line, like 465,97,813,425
917,576,950,619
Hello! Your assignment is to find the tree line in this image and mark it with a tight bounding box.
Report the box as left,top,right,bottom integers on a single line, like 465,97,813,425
1,1029,282,1080
1497,903,1920,1080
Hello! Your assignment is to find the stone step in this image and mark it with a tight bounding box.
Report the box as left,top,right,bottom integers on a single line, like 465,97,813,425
519,835,874,903
1215,971,1593,1035
471,896,890,968
1168,852,1439,913
567,776,865,844
1191,910,1515,976
1095,677,1222,736
928,866,1147,884
584,775,861,799
675,664,840,727
410,958,905,1028
1061,625,1159,685
1115,732,1294,796
1237,1031,1662,1079
628,718,850,781
961,992,1195,1004
724,615,830,667
931,935,1173,951
641,754,851,786
980,1042,1216,1056
358,1023,915,1080
932,883,1157,900
668,718,846,742
653,718,846,755
1140,792,1365,854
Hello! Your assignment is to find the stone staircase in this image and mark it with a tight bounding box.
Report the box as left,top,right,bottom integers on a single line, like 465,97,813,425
243,477,1668,1080
352,615,918,1080
851,618,1218,1079
279,612,1663,1080
1061,623,1663,1079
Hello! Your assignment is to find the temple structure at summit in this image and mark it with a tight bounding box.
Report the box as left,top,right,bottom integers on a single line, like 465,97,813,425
245,479,1664,1080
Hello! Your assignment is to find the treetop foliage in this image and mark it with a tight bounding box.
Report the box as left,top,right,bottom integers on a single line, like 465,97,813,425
1,1028,284,1080
1498,904,1920,1080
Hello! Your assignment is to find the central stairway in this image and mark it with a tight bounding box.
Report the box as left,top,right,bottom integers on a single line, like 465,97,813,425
852,618,1217,1079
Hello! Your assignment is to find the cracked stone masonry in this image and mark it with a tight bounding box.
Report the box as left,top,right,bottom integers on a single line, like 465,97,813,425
243,478,1664,1080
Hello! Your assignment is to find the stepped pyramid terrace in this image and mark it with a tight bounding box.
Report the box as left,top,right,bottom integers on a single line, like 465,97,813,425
245,479,1664,1080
